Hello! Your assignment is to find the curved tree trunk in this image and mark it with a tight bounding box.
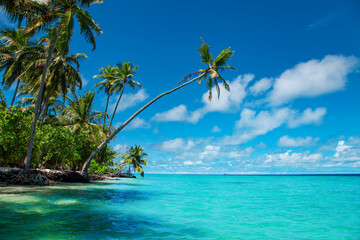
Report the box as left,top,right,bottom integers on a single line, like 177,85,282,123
24,26,62,169
104,93,110,125
109,85,125,126
81,73,205,178
10,79,20,108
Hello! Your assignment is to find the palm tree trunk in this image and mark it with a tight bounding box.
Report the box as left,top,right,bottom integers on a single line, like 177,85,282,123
24,25,62,169
39,97,49,130
10,79,20,107
109,86,125,126
81,73,205,178
104,93,110,125
61,94,66,111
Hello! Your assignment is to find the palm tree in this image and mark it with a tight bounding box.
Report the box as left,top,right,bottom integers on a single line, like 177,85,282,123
60,91,110,141
0,28,45,107
81,39,236,178
24,0,103,169
109,61,141,126
119,145,148,177
93,65,119,125
18,46,86,128
0,0,45,28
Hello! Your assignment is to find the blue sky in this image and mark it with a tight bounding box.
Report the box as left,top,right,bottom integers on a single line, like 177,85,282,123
1,0,360,174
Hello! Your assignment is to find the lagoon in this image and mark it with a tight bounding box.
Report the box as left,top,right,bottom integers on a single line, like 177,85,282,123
0,175,360,239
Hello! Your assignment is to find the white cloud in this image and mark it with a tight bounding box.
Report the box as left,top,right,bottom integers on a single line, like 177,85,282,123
287,108,326,128
151,105,202,124
153,138,195,153
332,140,360,161
184,160,203,166
249,77,273,96
212,126,221,133
221,107,326,145
264,150,323,167
227,147,254,159
109,89,149,113
113,144,127,153
201,74,253,113
200,145,220,159
126,117,151,130
268,55,359,106
278,135,319,147
152,74,253,124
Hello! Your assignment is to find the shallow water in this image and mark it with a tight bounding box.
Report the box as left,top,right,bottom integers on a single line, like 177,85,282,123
0,175,360,239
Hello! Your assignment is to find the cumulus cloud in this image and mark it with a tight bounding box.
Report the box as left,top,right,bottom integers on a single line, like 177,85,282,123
287,108,326,128
268,55,359,106
184,160,203,166
227,147,254,159
151,105,202,124
332,140,360,161
113,144,127,153
152,74,253,124
153,138,195,153
264,150,323,167
200,145,221,159
109,89,149,113
201,74,254,112
221,107,326,145
278,135,319,147
126,117,151,130
249,77,273,96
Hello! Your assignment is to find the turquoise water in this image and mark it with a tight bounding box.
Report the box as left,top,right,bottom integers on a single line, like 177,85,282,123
0,175,360,239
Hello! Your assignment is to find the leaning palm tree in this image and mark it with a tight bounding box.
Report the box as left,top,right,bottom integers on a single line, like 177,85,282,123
81,39,236,178
119,145,148,177
109,61,142,126
24,0,103,169
93,65,119,125
60,91,110,141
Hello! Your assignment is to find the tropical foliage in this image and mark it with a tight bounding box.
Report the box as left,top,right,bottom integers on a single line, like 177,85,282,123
119,145,148,177
0,90,116,174
0,1,235,180
81,38,235,177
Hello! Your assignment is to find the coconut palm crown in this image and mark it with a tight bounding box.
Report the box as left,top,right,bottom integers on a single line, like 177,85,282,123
93,65,120,124
109,61,141,126
118,145,148,177
61,91,110,141
195,38,236,101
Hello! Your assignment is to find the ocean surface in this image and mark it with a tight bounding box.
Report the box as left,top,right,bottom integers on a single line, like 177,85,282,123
0,174,360,239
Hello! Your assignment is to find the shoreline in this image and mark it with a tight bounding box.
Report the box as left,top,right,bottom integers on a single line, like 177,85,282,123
0,167,134,187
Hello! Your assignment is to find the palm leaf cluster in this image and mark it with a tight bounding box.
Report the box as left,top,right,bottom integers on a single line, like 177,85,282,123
197,38,236,101
60,91,112,141
119,145,148,177
0,0,104,168
93,61,142,127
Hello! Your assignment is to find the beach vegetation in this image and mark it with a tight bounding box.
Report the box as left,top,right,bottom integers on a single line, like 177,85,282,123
119,145,148,177
0,1,235,182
